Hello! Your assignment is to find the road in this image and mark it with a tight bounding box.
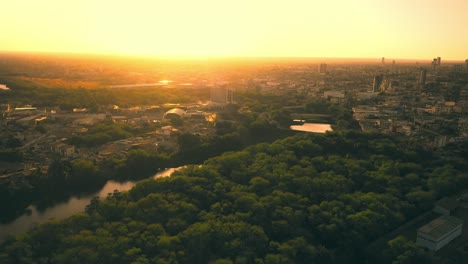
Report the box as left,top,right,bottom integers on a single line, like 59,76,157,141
20,132,51,150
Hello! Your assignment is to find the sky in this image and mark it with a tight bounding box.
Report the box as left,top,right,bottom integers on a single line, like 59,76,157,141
1,0,467,60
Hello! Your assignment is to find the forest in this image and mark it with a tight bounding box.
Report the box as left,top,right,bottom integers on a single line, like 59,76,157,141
1,89,349,224
0,76,209,109
1,130,467,263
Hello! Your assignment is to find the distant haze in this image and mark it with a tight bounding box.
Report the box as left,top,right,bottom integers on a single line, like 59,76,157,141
1,0,467,60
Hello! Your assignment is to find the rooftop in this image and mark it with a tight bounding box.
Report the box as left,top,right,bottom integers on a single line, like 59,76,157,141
435,197,461,211
163,108,186,118
418,215,463,241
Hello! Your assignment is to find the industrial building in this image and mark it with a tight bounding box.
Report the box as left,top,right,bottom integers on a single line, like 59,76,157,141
433,197,461,216
416,215,463,251
10,107,39,117
163,108,186,119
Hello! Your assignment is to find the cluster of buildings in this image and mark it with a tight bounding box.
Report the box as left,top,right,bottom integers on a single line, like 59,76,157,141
0,99,221,182
2,57,468,254
347,59,468,149
2,106,47,127
416,197,464,252
195,59,468,151
242,58,466,150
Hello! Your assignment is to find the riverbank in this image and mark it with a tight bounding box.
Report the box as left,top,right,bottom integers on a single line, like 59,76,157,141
0,167,183,243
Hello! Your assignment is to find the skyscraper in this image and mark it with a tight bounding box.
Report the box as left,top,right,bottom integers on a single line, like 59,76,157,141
391,60,396,73
381,57,385,65
319,63,327,74
432,58,438,71
373,75,383,93
465,59,468,72
437,57,441,65
210,86,234,104
419,68,427,85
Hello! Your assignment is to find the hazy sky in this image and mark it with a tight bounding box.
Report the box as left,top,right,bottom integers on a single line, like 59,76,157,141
1,0,467,59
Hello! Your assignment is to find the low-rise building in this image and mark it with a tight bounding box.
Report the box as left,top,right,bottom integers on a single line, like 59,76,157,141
16,114,44,127
458,118,468,137
416,215,463,251
50,142,76,158
324,90,345,99
352,106,379,121
356,92,378,100
73,114,106,126
434,197,461,216
163,108,186,119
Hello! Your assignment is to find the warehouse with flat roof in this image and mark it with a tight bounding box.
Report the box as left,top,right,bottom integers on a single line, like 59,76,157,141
416,215,463,251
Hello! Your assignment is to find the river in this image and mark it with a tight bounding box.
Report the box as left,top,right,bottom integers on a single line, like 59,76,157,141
0,167,182,242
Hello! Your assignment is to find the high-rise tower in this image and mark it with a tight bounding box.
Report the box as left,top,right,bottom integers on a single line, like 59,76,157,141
211,86,234,104
373,75,383,93
419,68,427,85
432,58,438,71
319,63,327,74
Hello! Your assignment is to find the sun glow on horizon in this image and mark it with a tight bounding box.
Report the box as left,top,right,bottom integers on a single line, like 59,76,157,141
1,0,468,60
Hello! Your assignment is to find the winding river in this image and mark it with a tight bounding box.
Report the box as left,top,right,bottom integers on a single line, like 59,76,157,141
0,167,182,242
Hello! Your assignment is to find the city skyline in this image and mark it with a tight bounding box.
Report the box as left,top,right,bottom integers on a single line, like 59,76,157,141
1,0,468,60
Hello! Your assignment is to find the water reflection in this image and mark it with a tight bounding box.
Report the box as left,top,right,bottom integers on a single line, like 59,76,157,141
0,167,182,242
290,123,333,133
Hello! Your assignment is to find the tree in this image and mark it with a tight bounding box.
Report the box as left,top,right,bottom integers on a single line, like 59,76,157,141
47,158,72,185
5,137,22,148
178,133,201,153
385,236,432,264
70,159,101,187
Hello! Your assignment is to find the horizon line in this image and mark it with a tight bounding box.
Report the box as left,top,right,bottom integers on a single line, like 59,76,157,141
0,50,466,63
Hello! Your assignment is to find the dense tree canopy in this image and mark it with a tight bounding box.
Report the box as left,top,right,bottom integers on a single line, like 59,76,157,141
1,131,467,263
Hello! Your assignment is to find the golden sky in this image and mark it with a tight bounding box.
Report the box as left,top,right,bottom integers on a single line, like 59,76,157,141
1,0,467,60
